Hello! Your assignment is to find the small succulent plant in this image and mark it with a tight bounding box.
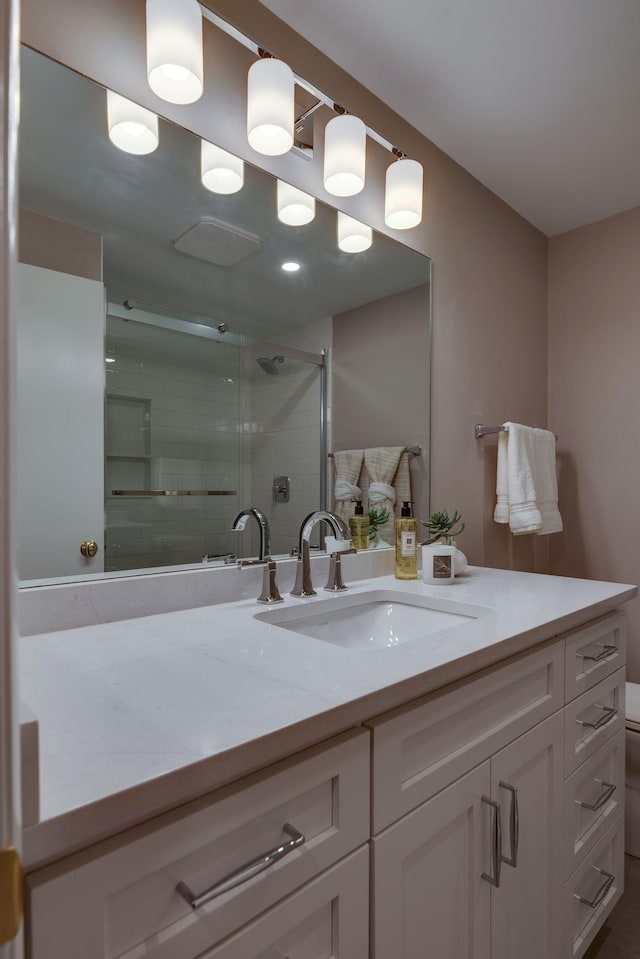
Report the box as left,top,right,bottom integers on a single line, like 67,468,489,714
421,509,465,545
367,506,390,540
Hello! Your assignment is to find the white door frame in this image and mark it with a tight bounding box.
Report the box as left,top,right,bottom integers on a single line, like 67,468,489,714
0,0,23,954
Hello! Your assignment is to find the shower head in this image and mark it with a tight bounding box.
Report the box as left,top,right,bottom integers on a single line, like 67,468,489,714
256,354,285,375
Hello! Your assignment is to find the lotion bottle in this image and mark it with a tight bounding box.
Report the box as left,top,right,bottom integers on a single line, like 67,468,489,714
349,501,369,550
395,500,417,579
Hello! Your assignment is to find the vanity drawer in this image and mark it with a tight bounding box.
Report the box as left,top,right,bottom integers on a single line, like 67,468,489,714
27,729,370,959
367,638,564,831
564,669,625,776
563,814,624,959
198,847,368,959
564,611,626,703
563,730,625,877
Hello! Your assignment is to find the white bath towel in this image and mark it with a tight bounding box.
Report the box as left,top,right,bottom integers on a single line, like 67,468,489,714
533,428,563,535
494,431,510,524
493,423,562,535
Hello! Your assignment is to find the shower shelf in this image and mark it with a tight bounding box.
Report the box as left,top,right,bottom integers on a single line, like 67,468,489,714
111,490,238,497
106,453,152,461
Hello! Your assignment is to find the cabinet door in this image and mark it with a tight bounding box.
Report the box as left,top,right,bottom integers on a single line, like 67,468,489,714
491,711,564,959
372,762,491,959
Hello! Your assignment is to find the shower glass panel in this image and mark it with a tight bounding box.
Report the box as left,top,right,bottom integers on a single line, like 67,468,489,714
104,303,326,572
104,311,243,572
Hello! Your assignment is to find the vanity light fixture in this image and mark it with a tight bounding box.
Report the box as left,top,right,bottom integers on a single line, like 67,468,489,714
201,141,244,194
385,154,424,229
106,91,159,155
323,114,367,197
281,261,301,272
247,57,295,156
277,180,316,226
146,0,203,104
337,212,372,253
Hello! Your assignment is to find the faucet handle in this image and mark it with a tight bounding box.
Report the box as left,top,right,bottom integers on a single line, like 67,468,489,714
257,559,283,604
324,548,356,592
238,557,283,604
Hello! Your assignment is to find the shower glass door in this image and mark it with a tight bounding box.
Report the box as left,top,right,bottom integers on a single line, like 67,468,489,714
105,306,243,572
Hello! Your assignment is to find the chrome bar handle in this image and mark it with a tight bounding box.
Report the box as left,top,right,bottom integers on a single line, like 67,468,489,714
176,823,305,910
499,781,519,868
574,867,615,909
577,780,616,812
481,797,502,888
578,705,618,730
581,644,617,663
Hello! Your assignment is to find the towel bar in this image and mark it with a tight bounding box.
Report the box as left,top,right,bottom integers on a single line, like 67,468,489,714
328,445,421,458
474,424,558,440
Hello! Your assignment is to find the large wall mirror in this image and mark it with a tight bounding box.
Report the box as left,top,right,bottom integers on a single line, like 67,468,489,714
17,45,431,584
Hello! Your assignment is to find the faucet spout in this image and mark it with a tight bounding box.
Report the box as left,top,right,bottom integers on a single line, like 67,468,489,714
231,508,271,561
291,510,351,597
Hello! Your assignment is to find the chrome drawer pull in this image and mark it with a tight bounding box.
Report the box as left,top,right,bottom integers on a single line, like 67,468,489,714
574,867,615,909
481,796,502,888
578,705,618,730
499,781,519,868
581,643,617,663
176,823,305,910
577,780,616,812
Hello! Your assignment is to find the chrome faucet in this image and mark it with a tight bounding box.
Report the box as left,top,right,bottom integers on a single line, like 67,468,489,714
231,508,271,561
291,510,353,597
231,508,282,604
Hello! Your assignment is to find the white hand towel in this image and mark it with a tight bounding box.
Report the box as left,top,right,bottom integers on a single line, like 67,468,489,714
494,431,510,524
533,428,563,535
505,423,543,535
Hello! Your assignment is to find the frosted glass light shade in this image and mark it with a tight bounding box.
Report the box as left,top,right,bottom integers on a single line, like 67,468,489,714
277,180,316,225
146,0,203,104
385,157,423,229
201,142,244,194
324,115,366,197
337,212,372,253
247,59,294,156
107,91,159,155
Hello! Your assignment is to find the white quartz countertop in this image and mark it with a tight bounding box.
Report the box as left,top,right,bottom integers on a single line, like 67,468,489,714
20,566,636,869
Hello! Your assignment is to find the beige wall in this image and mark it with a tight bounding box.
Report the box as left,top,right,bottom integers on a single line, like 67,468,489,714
332,284,430,526
22,0,549,570
549,206,640,676
19,210,102,281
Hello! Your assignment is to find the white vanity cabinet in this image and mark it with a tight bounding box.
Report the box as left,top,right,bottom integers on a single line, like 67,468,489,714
368,609,627,959
25,606,629,959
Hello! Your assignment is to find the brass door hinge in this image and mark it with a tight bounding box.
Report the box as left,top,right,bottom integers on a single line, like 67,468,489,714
0,847,23,945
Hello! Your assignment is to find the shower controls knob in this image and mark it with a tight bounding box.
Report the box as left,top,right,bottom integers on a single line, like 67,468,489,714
80,540,99,558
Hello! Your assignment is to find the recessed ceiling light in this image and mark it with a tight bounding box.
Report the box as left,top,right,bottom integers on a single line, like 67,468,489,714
281,261,301,272
105,357,116,364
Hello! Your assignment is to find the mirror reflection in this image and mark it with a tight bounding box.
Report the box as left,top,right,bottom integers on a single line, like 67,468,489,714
17,47,430,583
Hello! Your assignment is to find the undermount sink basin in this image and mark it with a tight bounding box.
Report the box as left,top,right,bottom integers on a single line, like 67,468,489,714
255,588,491,650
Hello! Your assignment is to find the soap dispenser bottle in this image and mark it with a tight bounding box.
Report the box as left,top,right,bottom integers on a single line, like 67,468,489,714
395,501,417,579
349,500,370,550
